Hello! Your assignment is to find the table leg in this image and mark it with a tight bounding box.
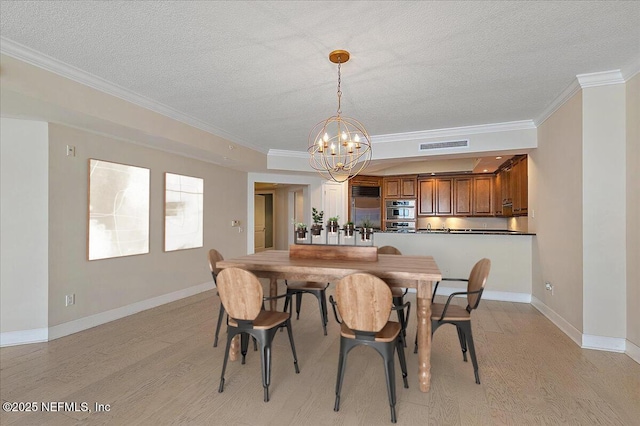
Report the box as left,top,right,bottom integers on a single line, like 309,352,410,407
416,286,432,392
270,277,278,311
229,335,239,362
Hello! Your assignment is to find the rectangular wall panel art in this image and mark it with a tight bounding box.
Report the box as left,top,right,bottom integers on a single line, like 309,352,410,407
88,159,150,260
164,173,204,251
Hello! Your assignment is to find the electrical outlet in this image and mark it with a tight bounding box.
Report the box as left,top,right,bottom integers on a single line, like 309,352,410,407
545,282,554,295
65,294,75,306
66,145,76,157
231,220,240,227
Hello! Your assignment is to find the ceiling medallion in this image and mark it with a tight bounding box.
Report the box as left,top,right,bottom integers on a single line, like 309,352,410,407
308,50,372,183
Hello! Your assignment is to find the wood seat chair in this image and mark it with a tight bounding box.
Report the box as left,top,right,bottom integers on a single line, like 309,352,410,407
329,273,410,423
377,245,409,346
216,267,300,402
414,258,491,384
282,280,330,335
207,249,227,348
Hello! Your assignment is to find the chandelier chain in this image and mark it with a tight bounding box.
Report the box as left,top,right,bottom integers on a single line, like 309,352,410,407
336,57,342,115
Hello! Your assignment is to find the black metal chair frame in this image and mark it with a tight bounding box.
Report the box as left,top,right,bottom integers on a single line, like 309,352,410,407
414,278,485,384
210,270,226,348
329,295,411,423
392,288,409,346
283,280,330,336
219,293,300,402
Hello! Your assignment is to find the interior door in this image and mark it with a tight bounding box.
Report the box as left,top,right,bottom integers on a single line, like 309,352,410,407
254,194,266,252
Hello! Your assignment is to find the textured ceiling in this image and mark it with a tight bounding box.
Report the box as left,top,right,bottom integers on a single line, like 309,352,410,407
1,1,639,156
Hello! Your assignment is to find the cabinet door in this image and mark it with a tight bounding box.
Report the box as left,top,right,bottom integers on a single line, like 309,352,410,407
501,168,511,206
493,172,503,216
512,161,522,213
418,179,435,215
435,178,453,215
473,176,493,216
401,177,417,197
384,178,400,198
454,178,473,215
518,157,528,215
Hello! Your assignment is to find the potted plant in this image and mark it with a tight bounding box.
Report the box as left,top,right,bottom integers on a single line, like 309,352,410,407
294,222,307,240
327,216,340,234
311,208,324,236
359,218,374,241
343,221,355,237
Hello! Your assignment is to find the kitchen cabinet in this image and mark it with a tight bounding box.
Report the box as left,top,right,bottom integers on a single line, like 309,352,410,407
350,175,381,187
493,172,503,216
512,156,528,215
418,178,453,215
383,175,417,198
454,177,473,215
495,155,528,217
473,176,494,216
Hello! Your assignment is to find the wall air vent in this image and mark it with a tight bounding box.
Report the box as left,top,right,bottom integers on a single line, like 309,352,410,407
419,139,469,151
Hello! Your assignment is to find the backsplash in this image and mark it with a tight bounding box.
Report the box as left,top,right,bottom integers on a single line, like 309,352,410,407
417,217,509,230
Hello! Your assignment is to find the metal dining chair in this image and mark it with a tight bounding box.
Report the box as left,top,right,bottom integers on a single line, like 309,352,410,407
216,267,300,402
377,245,409,346
329,273,410,423
414,258,491,384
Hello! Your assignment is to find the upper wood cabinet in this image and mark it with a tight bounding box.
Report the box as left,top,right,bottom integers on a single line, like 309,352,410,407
512,156,528,215
493,172,503,216
418,178,453,216
350,175,382,187
383,175,417,199
473,176,494,216
495,154,528,217
454,177,473,215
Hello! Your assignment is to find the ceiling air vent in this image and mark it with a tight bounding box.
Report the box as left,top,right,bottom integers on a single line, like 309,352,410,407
419,139,469,151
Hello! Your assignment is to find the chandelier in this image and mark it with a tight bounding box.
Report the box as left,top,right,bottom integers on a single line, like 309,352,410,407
308,50,372,183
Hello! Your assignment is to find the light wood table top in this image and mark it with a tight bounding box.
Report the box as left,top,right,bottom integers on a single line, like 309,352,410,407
217,249,441,392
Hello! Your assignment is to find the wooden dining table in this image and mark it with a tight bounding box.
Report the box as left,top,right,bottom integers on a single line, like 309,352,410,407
216,249,442,392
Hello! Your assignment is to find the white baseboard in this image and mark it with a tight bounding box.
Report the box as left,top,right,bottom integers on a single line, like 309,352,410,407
626,340,640,364
0,327,49,347
531,296,582,346
582,334,626,353
48,281,214,341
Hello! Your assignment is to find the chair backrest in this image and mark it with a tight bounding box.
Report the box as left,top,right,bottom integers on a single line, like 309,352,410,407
216,268,263,320
377,245,402,255
335,273,392,333
208,249,224,282
467,258,491,310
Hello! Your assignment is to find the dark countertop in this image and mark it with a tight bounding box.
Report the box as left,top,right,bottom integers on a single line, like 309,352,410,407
377,229,536,236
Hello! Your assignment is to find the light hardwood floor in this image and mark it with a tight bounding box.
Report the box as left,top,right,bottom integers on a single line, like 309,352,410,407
2,288,639,425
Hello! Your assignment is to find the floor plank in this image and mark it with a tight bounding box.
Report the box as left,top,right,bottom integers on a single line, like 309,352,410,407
2,289,639,425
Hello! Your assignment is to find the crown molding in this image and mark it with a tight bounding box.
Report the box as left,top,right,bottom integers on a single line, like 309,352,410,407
534,78,581,127
576,69,624,88
267,149,308,159
371,120,536,145
622,59,640,81
0,37,267,154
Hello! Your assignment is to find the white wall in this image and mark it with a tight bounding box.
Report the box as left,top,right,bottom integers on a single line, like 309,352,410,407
626,72,640,349
0,118,49,342
529,92,584,331
582,84,627,340
47,124,248,329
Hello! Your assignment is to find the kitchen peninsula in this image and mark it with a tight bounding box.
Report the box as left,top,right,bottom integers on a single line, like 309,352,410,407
374,230,533,302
